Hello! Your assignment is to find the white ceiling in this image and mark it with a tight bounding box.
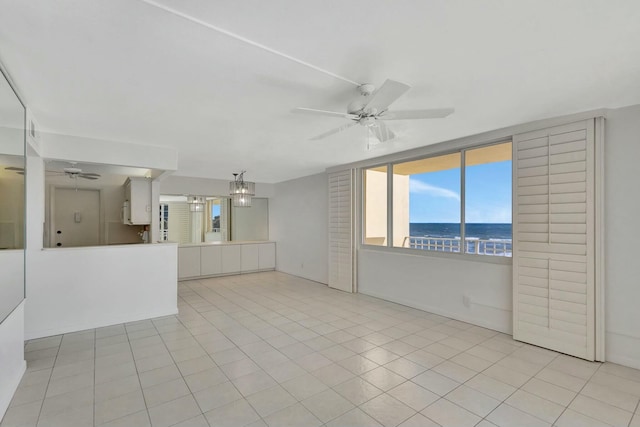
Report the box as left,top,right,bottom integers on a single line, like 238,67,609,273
1,0,639,183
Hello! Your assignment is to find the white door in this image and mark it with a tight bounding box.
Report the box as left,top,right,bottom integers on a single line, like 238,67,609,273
513,119,596,360
53,188,100,247
328,170,355,293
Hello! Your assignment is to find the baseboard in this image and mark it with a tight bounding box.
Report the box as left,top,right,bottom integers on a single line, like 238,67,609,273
0,359,25,423
359,288,512,335
25,307,179,340
274,268,328,286
606,331,640,370
178,268,276,282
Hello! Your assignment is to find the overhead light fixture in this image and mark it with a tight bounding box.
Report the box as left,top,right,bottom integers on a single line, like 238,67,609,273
230,171,255,207
187,196,206,212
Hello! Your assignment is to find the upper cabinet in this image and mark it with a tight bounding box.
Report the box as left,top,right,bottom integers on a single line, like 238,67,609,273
124,177,151,225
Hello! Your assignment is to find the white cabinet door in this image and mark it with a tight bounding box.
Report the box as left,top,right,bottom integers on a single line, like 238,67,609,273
241,244,260,272
178,247,200,279
221,245,241,274
200,246,222,276
258,243,275,270
125,177,152,225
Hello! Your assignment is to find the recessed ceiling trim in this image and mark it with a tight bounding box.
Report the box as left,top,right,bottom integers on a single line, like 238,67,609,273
138,0,361,86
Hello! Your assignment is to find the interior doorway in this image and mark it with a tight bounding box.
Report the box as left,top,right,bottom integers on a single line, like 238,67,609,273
51,188,100,247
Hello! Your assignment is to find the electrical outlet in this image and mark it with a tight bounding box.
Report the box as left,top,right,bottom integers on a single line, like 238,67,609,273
463,295,471,308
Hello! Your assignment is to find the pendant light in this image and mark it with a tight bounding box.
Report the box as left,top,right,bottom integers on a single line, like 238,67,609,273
229,171,255,207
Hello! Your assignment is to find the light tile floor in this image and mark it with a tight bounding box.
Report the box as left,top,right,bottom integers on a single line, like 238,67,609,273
3,271,640,427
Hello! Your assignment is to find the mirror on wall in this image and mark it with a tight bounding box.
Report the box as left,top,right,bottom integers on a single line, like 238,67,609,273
159,195,269,243
0,68,25,323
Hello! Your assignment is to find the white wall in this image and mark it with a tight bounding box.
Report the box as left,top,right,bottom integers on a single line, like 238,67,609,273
0,251,24,327
25,243,177,339
359,250,512,333
270,172,328,284
25,139,178,340
603,104,640,368
160,175,275,198
0,303,25,422
41,132,178,171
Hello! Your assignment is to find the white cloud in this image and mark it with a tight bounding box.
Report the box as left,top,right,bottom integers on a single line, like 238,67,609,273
466,206,512,223
409,179,460,201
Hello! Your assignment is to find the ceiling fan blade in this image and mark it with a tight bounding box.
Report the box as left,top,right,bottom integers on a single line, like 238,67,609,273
379,108,455,120
4,166,24,171
370,121,396,143
310,122,358,141
80,173,101,177
79,175,99,180
293,107,358,120
363,79,411,113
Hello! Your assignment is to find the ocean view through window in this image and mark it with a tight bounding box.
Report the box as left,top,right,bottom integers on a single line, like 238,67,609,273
363,141,512,257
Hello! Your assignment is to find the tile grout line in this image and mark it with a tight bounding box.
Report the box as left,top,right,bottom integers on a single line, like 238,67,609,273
542,358,604,427
33,335,63,427
93,328,96,427
122,323,154,427
177,287,282,425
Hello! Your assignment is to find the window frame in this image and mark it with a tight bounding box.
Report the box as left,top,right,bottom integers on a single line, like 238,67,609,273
360,140,512,264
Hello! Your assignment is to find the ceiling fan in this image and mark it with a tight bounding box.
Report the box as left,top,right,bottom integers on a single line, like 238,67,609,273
5,165,101,180
294,79,454,144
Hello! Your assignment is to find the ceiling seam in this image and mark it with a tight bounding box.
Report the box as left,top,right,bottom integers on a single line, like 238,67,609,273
138,0,361,87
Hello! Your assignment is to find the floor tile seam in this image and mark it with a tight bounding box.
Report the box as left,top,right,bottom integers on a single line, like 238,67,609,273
355,393,417,427
591,363,640,401
596,364,640,388
173,295,277,425
458,362,526,426
186,286,288,354
111,320,153,427
93,328,97,427
32,330,63,427
453,365,519,405
512,354,602,427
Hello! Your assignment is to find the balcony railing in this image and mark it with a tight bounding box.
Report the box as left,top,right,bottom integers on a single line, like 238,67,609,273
402,236,512,257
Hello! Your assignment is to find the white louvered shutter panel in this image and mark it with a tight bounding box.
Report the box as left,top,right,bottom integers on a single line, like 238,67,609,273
513,119,595,360
328,170,355,293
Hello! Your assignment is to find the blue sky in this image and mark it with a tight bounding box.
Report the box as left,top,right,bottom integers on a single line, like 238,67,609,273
409,160,512,223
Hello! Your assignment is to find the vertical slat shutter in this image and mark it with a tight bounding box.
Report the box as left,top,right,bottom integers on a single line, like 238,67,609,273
328,170,355,293
513,119,595,360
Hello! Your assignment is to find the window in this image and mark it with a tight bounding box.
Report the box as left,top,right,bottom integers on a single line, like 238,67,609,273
464,143,512,255
363,141,512,257
393,152,461,250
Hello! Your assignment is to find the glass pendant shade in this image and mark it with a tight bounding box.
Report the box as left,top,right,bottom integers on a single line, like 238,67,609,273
232,193,252,207
230,171,255,207
188,196,205,212
229,180,255,196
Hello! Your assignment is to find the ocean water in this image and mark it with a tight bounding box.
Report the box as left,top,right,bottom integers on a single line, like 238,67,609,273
410,223,512,240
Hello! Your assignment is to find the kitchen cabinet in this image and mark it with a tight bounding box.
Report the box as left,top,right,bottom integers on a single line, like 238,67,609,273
200,246,222,276
241,245,259,271
124,177,151,225
178,247,200,280
177,242,275,280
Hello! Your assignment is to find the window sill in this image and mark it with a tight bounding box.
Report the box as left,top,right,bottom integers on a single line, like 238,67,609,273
359,244,513,265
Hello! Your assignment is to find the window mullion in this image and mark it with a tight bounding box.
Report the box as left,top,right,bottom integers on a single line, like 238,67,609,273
460,150,466,254
387,163,393,248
